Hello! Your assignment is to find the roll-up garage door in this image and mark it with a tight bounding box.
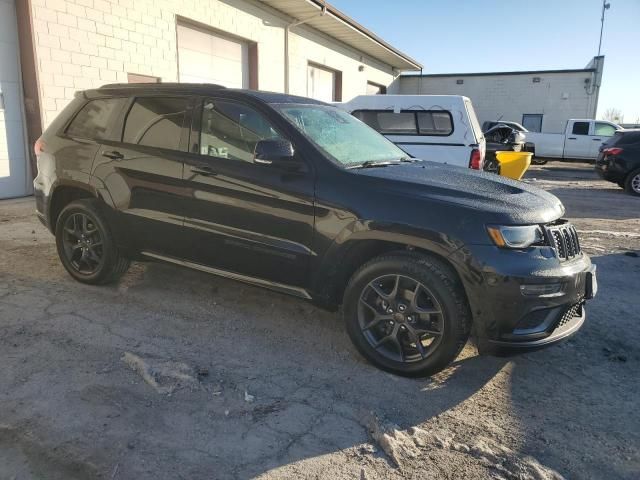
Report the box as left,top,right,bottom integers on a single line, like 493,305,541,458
177,23,249,88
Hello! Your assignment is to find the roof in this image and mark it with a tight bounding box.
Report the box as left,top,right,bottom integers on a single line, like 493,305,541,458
258,0,422,71
403,68,595,78
89,83,329,105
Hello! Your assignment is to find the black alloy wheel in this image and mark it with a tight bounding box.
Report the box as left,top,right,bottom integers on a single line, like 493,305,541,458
358,274,444,363
344,253,471,377
55,199,130,285
61,212,104,275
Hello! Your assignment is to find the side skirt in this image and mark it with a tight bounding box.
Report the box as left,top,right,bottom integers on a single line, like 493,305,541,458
140,251,312,300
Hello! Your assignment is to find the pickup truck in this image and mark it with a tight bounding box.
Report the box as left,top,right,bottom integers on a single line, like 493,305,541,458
525,119,621,161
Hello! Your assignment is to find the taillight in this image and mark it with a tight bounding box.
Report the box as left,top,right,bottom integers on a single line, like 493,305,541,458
34,138,46,156
469,148,483,170
603,147,623,156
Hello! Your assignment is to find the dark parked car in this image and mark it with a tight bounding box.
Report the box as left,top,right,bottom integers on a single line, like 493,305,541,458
595,129,640,196
33,84,597,377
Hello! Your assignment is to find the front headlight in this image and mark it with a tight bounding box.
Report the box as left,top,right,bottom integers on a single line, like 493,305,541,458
487,225,545,249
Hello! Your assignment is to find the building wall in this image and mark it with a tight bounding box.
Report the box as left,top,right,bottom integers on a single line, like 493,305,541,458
29,0,396,128
392,61,603,133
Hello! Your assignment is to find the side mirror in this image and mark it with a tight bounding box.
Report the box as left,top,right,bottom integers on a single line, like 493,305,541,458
253,139,296,168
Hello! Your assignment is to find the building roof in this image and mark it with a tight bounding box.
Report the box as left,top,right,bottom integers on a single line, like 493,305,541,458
259,0,422,71
404,67,595,78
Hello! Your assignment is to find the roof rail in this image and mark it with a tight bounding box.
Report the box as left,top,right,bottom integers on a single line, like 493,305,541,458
98,82,227,89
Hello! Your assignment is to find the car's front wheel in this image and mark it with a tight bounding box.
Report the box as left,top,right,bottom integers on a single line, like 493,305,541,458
343,253,471,377
55,199,130,284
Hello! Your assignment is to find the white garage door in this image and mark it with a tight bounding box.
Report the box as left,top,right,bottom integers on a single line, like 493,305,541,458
0,0,29,199
177,24,249,88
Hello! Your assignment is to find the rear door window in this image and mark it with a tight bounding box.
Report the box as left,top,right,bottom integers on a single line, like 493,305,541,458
572,122,590,135
65,98,126,140
123,97,190,151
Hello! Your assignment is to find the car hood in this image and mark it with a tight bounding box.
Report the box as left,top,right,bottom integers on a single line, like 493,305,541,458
353,161,564,224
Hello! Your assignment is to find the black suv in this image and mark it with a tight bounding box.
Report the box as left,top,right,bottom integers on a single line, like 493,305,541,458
595,129,640,196
34,84,597,376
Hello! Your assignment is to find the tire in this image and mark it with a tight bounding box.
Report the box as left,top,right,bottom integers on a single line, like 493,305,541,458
531,157,548,165
343,252,471,377
55,199,130,285
624,168,640,197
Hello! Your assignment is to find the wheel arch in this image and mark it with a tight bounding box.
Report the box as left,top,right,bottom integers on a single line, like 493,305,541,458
48,180,110,231
310,229,467,311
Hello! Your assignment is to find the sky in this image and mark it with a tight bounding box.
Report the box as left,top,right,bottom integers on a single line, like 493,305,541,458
330,0,640,123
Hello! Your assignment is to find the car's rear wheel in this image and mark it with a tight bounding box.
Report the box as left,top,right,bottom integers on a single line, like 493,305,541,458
624,168,640,196
55,199,130,284
343,253,471,377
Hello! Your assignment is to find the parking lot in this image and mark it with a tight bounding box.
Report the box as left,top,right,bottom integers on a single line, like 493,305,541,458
0,162,638,479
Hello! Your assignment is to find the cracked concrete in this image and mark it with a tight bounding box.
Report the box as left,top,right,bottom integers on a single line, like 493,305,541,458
0,163,639,479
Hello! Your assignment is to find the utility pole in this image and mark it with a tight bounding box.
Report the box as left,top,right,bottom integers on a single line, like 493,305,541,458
598,0,611,56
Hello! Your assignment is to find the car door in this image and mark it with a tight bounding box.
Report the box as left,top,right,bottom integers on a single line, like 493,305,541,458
589,121,618,158
180,97,315,288
92,95,193,258
564,121,592,159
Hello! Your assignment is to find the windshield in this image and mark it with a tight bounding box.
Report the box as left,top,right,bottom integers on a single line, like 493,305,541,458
276,104,408,166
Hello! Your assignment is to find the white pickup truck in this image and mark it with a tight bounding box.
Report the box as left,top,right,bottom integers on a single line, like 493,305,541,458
525,119,621,161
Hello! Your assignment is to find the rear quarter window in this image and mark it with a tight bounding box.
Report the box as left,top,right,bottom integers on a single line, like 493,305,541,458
65,98,126,140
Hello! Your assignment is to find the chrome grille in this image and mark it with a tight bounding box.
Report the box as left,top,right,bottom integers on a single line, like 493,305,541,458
546,221,581,261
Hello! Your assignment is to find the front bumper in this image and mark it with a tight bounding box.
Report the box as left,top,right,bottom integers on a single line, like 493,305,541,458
449,244,595,355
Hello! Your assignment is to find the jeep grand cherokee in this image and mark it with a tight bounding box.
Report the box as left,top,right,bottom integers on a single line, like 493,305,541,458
33,84,597,376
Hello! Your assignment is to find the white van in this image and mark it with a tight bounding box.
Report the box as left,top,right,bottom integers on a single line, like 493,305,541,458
338,95,486,169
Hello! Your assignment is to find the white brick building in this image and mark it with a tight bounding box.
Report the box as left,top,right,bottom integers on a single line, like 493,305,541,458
391,57,605,134
0,0,420,199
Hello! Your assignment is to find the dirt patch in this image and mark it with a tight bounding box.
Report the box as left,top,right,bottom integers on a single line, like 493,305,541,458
0,166,639,479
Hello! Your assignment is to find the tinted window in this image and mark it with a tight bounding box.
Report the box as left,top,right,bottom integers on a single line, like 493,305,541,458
200,99,281,162
572,122,590,135
352,110,453,136
123,97,189,150
615,131,640,145
65,98,125,140
417,111,453,135
594,122,617,137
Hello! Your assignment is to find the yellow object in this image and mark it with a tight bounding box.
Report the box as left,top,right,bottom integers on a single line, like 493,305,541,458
495,151,533,180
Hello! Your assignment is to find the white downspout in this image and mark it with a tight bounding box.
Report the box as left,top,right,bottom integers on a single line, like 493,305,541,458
284,1,327,94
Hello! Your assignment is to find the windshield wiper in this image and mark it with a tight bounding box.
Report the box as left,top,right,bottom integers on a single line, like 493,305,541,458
346,158,417,169
346,160,397,169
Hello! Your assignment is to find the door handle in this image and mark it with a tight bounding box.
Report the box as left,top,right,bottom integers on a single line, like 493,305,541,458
592,138,602,141
101,150,124,160
567,137,577,140
190,165,218,177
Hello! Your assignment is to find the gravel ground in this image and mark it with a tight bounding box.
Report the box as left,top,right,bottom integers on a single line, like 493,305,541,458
0,162,638,479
